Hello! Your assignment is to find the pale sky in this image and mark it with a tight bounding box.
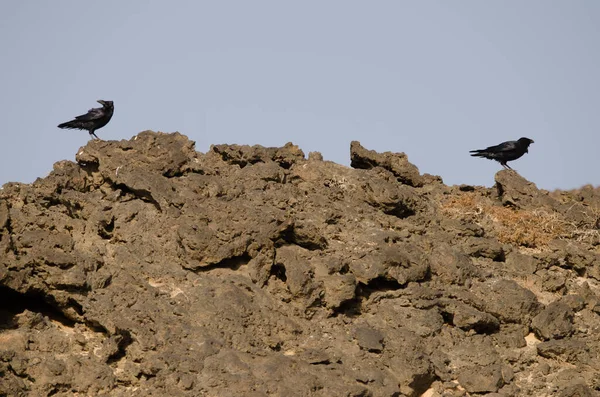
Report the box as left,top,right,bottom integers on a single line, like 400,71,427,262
1,1,599,190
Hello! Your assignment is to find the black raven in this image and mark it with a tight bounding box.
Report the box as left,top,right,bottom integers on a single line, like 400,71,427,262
469,137,534,170
58,100,114,139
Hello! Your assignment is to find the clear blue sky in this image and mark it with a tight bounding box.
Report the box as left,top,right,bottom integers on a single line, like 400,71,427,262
1,1,599,190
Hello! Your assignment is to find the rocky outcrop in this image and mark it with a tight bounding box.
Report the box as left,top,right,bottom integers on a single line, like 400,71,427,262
350,141,433,187
1,131,600,396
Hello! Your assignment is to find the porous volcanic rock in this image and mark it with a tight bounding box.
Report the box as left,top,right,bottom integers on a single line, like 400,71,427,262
1,131,600,396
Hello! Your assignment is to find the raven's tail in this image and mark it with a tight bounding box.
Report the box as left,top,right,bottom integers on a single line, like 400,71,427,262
469,149,487,157
58,120,77,129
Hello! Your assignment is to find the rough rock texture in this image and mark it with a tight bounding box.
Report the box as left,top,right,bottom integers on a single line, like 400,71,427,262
1,131,600,396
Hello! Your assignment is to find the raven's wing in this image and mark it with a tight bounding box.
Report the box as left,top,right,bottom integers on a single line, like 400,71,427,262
482,140,518,154
74,107,104,121
470,141,519,156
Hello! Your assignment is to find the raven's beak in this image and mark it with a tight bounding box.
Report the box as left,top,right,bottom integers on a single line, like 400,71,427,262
97,100,106,105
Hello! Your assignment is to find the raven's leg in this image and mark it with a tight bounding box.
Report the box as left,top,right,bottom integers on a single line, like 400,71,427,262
89,130,99,140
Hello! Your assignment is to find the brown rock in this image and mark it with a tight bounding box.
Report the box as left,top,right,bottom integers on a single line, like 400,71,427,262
353,325,385,352
495,170,558,208
443,301,500,333
531,301,574,340
537,339,590,364
349,243,429,286
428,243,479,285
308,151,323,161
321,273,357,310
560,294,586,312
472,279,542,325
350,141,426,187
559,383,596,397
539,267,568,293
457,364,504,393
505,251,539,275
2,131,600,396
463,237,506,261
211,141,305,169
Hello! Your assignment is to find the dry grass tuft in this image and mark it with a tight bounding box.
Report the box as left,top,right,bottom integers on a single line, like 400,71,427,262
441,192,600,249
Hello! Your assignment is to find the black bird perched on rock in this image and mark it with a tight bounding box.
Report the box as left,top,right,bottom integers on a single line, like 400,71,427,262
58,100,114,139
469,137,534,170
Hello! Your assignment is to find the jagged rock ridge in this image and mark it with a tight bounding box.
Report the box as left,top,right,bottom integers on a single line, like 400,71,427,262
1,131,600,396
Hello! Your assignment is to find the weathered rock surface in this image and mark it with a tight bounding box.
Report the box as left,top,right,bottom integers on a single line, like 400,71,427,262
495,171,558,208
1,131,600,396
349,141,428,187
531,301,574,340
